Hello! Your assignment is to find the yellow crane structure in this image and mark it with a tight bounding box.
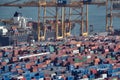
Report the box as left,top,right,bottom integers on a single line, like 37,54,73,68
0,0,113,41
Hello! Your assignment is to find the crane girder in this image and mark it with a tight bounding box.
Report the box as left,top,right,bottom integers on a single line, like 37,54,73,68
2,0,21,5
0,0,107,7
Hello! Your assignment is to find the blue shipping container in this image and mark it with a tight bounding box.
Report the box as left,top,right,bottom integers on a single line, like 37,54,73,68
67,76,74,80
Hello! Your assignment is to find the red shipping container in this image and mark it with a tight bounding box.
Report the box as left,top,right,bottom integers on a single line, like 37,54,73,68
38,63,43,68
42,64,47,68
46,60,51,65
16,65,21,69
2,62,7,66
44,77,51,80
32,66,38,72
17,69,23,73
114,48,118,52
0,52,3,57
12,57,18,62
21,77,26,80
26,63,31,69
116,63,120,68
31,78,36,80
105,49,109,53
31,61,35,66
44,74,49,77
14,50,18,56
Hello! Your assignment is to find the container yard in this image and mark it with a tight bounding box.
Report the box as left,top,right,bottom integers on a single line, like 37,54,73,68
0,0,120,80
0,35,120,80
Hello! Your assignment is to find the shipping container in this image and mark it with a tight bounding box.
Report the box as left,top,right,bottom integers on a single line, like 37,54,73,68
67,76,74,80
44,77,51,80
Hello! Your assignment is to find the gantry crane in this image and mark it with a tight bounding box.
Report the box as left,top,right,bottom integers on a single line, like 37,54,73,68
106,0,120,33
0,0,108,41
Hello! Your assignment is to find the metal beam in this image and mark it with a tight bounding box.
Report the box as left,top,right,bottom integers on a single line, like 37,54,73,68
1,0,21,5
38,0,40,41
